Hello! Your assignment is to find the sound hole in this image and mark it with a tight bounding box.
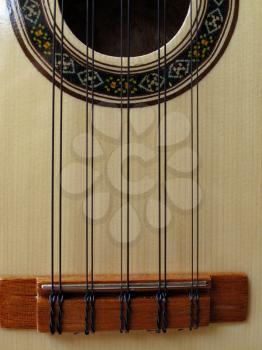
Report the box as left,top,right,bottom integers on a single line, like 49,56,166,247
59,0,191,57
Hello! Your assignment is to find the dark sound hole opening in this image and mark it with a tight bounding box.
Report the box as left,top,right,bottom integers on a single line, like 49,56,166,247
58,0,191,57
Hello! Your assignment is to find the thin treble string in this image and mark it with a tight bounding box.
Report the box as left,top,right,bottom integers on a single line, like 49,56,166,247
196,0,200,293
163,0,167,292
156,0,162,333
85,0,89,296
58,0,65,298
194,0,201,329
84,1,90,334
91,0,95,293
120,0,124,293
91,0,95,292
126,0,131,291
119,0,125,333
57,0,65,335
193,0,200,330
51,0,57,298
49,0,57,335
161,0,168,333
84,0,96,333
190,0,194,295
84,1,91,335
157,0,162,293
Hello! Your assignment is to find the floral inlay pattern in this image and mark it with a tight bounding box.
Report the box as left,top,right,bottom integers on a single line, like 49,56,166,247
9,0,238,106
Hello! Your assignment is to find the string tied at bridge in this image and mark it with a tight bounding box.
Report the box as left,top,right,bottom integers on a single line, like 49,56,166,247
118,0,132,334
84,0,96,336
49,291,56,334
156,290,168,333
48,0,202,334
155,0,169,333
85,291,96,334
188,0,201,331
57,291,64,335
120,291,132,333
189,288,200,330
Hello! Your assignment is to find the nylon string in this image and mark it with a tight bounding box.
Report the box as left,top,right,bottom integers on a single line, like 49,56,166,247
189,0,200,330
57,0,65,335
120,0,124,296
84,0,90,335
91,0,95,295
126,0,131,292
156,0,168,333
49,0,57,335
157,0,162,293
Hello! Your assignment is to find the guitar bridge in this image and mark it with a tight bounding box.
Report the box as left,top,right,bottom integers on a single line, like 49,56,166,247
0,273,248,333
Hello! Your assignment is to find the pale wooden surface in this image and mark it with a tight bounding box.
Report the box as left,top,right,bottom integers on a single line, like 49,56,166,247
0,0,262,349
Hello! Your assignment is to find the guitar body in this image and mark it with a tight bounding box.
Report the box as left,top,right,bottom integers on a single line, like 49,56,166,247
0,0,261,348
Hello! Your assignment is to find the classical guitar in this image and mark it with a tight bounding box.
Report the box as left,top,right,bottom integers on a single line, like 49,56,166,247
0,0,261,349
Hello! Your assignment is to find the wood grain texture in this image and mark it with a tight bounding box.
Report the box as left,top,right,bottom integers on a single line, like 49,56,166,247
0,274,248,332
0,0,261,349
0,278,36,329
210,274,248,323
37,295,210,333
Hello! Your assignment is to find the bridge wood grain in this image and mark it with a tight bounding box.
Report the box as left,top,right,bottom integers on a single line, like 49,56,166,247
0,274,248,332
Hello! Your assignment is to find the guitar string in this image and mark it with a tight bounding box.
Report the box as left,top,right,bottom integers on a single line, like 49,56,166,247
119,0,125,333
85,0,89,335
156,0,164,333
50,0,57,335
196,0,200,293
156,0,168,333
126,0,131,292
189,0,201,330
120,0,123,297
47,0,200,334
58,0,65,302
157,0,162,294
163,0,167,293
162,0,168,333
91,0,95,294
85,0,89,295
57,0,65,335
196,0,200,327
51,0,57,303
52,1,199,333
85,0,96,333
189,0,195,330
